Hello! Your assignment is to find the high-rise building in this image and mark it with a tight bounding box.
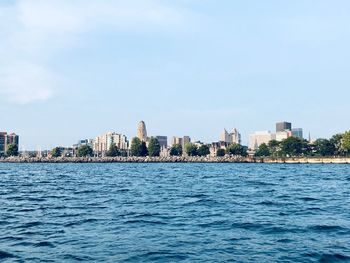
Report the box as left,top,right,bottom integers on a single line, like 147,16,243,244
0,132,19,156
292,128,303,139
249,131,275,150
93,132,128,156
137,121,148,142
156,136,168,148
171,136,191,149
220,128,241,144
276,122,292,132
220,129,230,143
276,131,292,142
0,132,6,156
230,128,241,144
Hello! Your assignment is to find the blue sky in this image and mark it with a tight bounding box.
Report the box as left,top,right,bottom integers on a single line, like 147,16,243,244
1,0,349,150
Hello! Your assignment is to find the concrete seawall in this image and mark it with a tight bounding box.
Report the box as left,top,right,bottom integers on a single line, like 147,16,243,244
0,156,349,163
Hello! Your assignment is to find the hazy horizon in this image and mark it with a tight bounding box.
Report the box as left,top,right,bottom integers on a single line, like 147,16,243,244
1,0,350,150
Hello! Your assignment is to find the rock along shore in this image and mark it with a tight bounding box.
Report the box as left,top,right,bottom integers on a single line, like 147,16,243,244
0,156,349,164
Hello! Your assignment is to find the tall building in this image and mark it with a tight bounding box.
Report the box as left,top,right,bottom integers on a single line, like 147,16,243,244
220,128,241,144
276,121,292,132
0,132,19,156
137,121,148,142
230,128,241,144
93,132,128,156
276,131,292,142
0,132,6,156
292,128,303,139
155,136,168,148
171,136,191,149
220,129,230,143
249,131,275,150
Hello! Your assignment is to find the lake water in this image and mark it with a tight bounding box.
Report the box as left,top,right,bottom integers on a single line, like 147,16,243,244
0,163,350,262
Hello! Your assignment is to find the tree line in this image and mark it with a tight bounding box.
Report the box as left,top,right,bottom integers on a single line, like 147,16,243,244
255,131,350,157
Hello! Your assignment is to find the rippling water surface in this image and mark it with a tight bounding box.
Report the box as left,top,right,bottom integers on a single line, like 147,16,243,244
0,163,350,262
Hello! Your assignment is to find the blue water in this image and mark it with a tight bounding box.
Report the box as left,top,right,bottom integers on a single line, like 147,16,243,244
0,163,350,262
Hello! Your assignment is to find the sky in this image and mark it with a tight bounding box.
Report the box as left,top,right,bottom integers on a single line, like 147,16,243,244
1,0,350,150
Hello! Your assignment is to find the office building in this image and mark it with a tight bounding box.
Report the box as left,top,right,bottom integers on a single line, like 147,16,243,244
171,136,191,149
276,122,292,132
276,131,292,142
249,131,275,150
220,128,241,144
156,136,168,148
0,132,19,156
292,128,303,139
93,132,128,156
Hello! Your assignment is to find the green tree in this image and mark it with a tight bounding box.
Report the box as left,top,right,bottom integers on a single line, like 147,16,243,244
106,143,120,157
77,145,93,157
51,147,62,158
255,143,270,157
148,137,160,157
341,131,350,155
226,143,247,156
313,139,336,156
170,144,182,156
197,144,210,156
184,143,198,156
140,141,148,157
330,134,343,156
268,140,280,157
280,137,303,157
6,144,18,157
130,137,142,156
216,148,226,157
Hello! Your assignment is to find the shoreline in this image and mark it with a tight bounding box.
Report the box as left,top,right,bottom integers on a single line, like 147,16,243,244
0,156,349,164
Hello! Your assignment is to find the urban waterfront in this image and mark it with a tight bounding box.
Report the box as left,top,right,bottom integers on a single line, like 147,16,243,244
0,163,350,262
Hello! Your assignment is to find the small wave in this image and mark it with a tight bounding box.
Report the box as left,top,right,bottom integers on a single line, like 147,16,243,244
64,218,98,227
124,219,167,225
34,241,55,248
0,250,15,259
319,253,350,262
299,197,319,202
309,225,346,232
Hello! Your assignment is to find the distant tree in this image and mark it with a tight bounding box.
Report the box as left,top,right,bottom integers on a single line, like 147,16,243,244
106,143,120,157
216,148,226,157
280,137,303,157
226,143,247,156
341,131,350,155
148,137,160,157
255,143,270,157
184,143,198,156
6,144,18,157
140,141,148,157
77,145,93,157
130,137,142,156
51,147,62,158
170,144,182,156
330,134,343,156
313,139,336,156
268,140,280,157
197,144,210,156
301,139,312,156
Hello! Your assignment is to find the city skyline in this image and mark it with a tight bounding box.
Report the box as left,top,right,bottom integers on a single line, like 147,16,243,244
1,1,350,149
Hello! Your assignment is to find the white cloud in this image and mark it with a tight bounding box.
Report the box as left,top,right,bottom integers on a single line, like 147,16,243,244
0,0,189,104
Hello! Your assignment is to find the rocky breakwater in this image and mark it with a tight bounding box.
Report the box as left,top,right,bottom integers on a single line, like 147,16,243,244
0,156,252,163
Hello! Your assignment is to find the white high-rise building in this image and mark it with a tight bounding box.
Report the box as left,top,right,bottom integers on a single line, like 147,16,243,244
220,128,241,144
93,132,128,156
249,131,276,150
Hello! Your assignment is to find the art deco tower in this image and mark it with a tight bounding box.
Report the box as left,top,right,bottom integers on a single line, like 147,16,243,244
137,121,147,142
